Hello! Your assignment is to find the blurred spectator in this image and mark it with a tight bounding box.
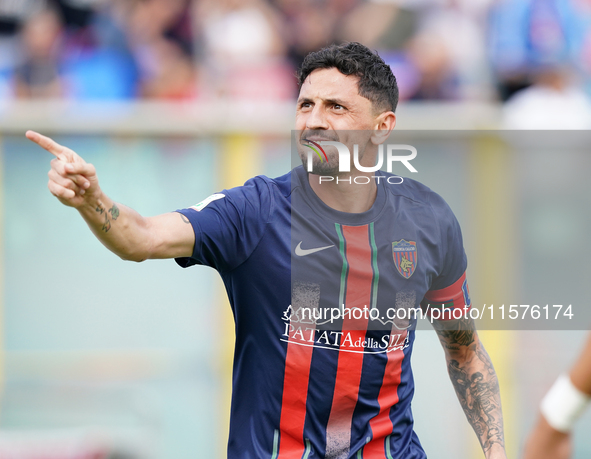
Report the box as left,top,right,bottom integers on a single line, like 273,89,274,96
52,0,137,100
5,0,591,104
60,2,139,100
489,0,591,102
334,0,493,101
14,7,64,98
12,0,140,100
337,2,416,51
274,0,358,73
502,64,591,128
194,0,294,100
403,30,457,100
126,0,196,99
412,0,494,100
0,0,44,99
335,1,420,101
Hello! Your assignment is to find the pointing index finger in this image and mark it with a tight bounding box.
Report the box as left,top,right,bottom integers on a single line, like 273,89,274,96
26,130,69,162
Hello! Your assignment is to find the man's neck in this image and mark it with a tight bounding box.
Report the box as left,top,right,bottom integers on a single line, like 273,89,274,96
307,171,378,213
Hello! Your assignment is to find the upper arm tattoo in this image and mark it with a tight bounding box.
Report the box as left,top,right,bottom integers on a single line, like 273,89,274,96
434,315,476,351
179,213,190,224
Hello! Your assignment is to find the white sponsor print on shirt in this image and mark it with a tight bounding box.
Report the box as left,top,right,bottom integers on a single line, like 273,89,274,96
190,193,225,212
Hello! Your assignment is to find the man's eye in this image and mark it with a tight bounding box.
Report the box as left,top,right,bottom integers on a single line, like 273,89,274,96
334,104,344,110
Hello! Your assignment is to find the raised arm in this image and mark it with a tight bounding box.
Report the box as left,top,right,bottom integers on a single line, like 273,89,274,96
433,316,507,459
27,130,195,261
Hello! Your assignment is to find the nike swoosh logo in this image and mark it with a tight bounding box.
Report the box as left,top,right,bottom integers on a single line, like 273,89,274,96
295,241,335,256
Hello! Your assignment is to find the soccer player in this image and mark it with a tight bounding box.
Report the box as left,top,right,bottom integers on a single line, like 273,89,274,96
28,42,507,458
523,333,591,459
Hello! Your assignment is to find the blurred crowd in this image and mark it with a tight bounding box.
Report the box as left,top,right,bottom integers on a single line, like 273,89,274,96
1,0,591,111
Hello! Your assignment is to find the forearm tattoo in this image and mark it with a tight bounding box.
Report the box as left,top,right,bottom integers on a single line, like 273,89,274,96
435,317,505,453
95,200,119,233
108,203,120,220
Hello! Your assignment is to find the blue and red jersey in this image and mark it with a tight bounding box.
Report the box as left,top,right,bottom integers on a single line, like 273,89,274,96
176,166,471,458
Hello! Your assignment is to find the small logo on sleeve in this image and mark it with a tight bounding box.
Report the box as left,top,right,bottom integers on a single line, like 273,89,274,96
190,193,225,212
392,239,417,279
461,278,471,307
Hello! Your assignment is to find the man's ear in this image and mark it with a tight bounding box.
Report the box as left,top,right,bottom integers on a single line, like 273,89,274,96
371,111,396,145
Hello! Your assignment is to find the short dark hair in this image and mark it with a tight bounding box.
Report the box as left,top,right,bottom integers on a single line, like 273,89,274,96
297,42,399,113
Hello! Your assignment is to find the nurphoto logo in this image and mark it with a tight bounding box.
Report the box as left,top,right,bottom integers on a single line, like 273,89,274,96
303,139,418,185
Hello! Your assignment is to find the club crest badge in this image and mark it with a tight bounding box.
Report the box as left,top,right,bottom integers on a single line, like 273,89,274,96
392,239,417,279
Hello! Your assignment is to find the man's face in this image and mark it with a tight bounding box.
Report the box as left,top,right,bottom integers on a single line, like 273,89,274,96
295,68,378,175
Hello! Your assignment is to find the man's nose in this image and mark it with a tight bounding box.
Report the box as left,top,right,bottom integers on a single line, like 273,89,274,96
306,105,329,130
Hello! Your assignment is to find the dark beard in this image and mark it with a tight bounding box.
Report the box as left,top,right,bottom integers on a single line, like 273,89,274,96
299,130,340,175
298,151,340,175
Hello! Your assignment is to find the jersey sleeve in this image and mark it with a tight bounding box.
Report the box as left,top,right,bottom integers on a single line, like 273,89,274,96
174,176,273,272
420,192,471,321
